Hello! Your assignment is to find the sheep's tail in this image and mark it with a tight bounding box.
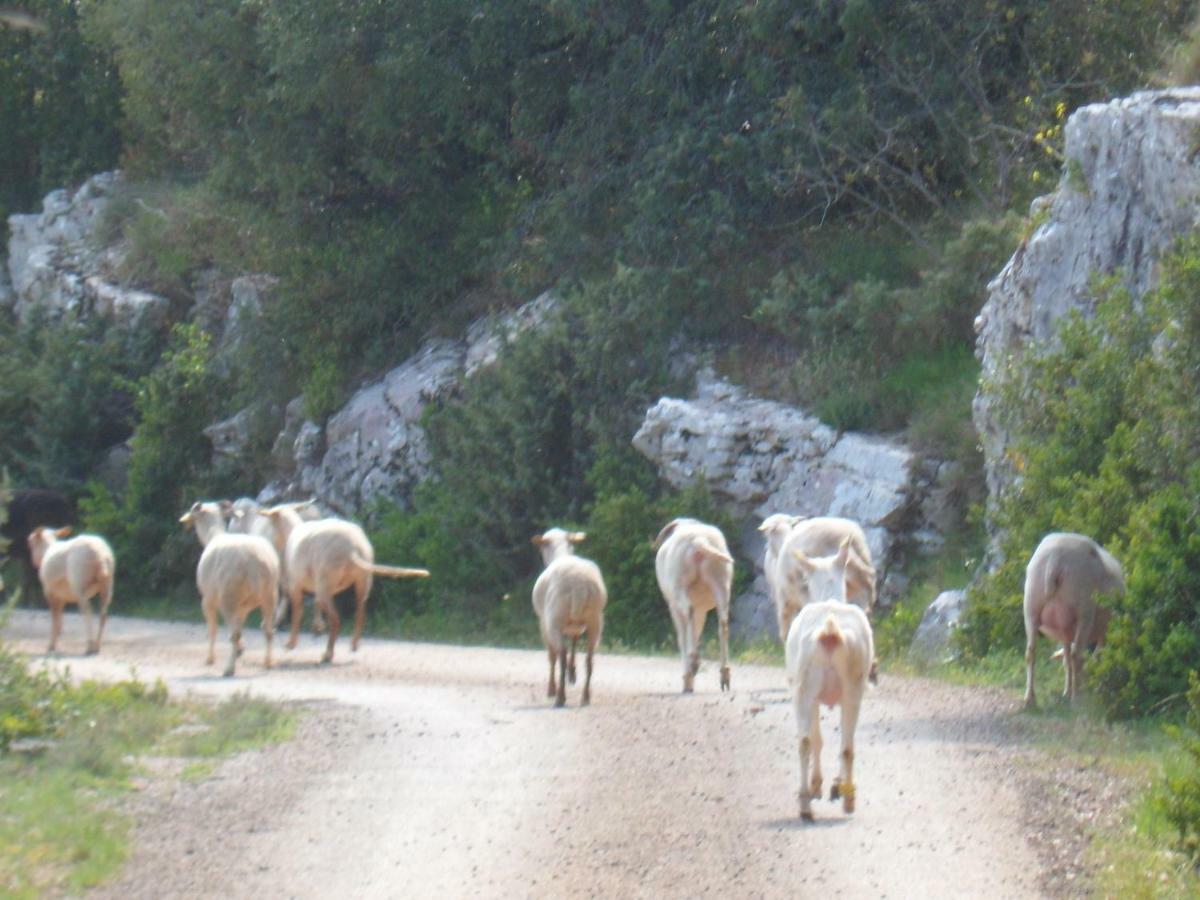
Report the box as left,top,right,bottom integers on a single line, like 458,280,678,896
350,554,430,579
694,538,733,565
816,615,843,653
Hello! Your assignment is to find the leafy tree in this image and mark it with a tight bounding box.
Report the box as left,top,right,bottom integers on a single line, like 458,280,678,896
0,0,122,223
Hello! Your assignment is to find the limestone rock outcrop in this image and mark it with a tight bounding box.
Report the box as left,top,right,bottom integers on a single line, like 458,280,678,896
632,370,957,637
974,88,1200,511
258,292,559,514
5,171,169,329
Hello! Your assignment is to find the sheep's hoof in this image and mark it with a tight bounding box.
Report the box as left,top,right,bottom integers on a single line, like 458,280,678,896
800,809,814,823
830,781,841,801
581,691,591,706
682,683,694,694
868,659,879,685
223,668,235,678
719,666,731,691
86,643,100,656
205,656,215,666
842,794,856,814
320,653,334,665
554,696,566,708
568,665,577,685
285,638,299,650
351,640,361,652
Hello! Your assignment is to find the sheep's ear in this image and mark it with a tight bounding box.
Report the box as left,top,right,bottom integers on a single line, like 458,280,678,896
530,535,545,547
651,520,678,549
568,531,587,544
792,549,815,574
55,526,73,538
219,499,233,515
835,536,852,569
756,519,771,533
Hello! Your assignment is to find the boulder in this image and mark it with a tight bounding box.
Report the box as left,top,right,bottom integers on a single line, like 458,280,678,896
632,369,956,638
909,589,967,665
5,171,170,329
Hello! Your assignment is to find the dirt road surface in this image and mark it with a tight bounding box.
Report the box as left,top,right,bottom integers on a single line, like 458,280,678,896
4,609,1070,899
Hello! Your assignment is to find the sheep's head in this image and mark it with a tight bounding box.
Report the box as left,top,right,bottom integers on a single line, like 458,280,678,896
532,528,585,566
757,514,806,556
258,500,315,546
27,526,70,569
789,536,852,605
179,501,229,547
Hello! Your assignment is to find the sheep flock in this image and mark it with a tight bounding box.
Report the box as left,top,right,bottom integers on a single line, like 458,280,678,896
1,487,1122,823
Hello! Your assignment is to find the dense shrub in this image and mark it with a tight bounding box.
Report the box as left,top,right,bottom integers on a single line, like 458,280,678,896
1155,675,1200,863
962,238,1200,718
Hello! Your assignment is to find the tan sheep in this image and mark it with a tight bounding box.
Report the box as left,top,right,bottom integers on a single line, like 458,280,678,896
653,518,734,693
1023,532,1124,709
180,500,279,677
531,528,607,707
260,507,429,664
27,526,115,655
773,516,876,641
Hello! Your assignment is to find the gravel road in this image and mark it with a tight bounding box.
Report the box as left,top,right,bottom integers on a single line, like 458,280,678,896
3,609,1082,899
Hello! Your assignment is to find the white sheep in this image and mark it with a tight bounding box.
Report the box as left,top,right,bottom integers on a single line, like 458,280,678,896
773,516,876,641
653,517,734,693
260,507,429,664
758,513,806,632
531,528,607,707
784,542,874,822
180,500,279,677
1023,532,1124,710
27,526,115,655
226,498,325,633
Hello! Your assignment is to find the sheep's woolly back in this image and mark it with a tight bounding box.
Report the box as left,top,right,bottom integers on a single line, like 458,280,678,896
38,534,115,599
532,553,607,646
197,533,279,600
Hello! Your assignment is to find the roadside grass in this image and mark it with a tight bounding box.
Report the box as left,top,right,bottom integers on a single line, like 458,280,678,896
0,643,298,897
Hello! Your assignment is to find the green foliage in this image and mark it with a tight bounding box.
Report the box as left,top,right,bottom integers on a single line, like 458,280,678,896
74,0,1188,413
963,238,1200,718
83,323,242,599
0,638,169,754
167,692,296,757
0,0,122,227
1154,675,1200,863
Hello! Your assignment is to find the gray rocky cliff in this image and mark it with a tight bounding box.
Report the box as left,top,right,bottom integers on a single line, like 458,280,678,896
974,88,1200,516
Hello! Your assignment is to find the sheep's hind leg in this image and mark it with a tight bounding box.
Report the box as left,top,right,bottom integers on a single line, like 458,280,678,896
555,638,568,707
568,636,578,684
47,601,63,654
582,632,597,706
78,593,98,655
318,592,341,664
203,600,218,666
546,646,557,697
224,613,243,677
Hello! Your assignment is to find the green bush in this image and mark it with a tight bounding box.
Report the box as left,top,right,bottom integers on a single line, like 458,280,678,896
1155,675,1200,863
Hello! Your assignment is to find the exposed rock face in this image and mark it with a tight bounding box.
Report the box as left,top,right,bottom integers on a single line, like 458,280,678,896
909,589,967,665
259,292,559,514
974,88,1200,513
632,370,957,639
5,171,169,329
